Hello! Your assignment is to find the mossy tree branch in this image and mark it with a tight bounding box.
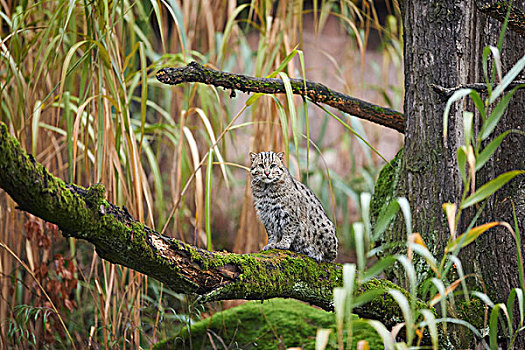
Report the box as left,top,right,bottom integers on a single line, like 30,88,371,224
0,121,421,327
156,61,405,133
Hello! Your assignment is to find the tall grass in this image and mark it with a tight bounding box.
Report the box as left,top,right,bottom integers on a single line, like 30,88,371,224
0,0,402,347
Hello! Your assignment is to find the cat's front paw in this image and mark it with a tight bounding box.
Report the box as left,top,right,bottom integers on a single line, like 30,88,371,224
272,242,291,250
262,243,276,251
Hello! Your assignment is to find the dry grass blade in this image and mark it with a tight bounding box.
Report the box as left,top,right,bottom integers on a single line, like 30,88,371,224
183,126,204,244
161,105,248,235
429,277,465,307
193,108,230,188
442,203,457,238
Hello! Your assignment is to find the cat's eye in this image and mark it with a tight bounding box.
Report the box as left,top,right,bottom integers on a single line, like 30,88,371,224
270,163,276,168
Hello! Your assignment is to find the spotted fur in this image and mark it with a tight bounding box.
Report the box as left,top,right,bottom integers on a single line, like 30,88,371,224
249,151,338,262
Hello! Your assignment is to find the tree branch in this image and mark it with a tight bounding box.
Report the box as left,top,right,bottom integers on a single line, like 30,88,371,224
475,0,525,37
156,62,405,133
431,81,525,98
0,121,422,327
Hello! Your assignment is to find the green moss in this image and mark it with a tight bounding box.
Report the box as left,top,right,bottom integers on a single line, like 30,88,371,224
370,148,403,227
354,279,433,327
154,298,383,350
372,105,386,113
197,249,341,307
456,298,486,330
84,183,106,205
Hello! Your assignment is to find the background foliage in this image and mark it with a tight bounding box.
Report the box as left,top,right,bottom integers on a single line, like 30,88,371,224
0,0,404,347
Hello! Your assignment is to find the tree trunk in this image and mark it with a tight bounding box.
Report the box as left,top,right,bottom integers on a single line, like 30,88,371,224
467,3,525,348
397,0,525,347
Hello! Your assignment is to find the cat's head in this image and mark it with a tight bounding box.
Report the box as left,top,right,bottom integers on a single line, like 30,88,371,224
249,151,286,184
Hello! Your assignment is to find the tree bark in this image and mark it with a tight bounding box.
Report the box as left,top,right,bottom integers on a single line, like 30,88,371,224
467,3,525,348
394,0,525,347
0,121,421,328
391,1,467,280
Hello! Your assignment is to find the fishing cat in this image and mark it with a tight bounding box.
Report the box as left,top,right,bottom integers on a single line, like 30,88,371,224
250,151,337,262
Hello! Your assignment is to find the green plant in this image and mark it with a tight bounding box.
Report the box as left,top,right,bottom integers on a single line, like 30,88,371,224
316,43,525,348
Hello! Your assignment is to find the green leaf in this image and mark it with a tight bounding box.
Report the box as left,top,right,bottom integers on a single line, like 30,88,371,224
362,320,395,350
342,263,356,294
360,192,372,240
333,287,346,327
481,87,518,140
490,304,510,349
490,54,525,104
507,288,524,330
513,201,525,291
488,45,502,83
246,93,263,106
149,0,168,50
388,289,413,343
316,104,390,164
397,197,412,236
266,47,299,78
420,309,439,350
475,131,511,171
31,101,43,156
315,329,331,350
457,146,467,185
461,170,525,209
138,42,147,153
64,92,73,182
429,318,490,350
473,291,495,308
143,142,166,224
352,289,385,308
410,243,438,274
297,50,310,179
272,96,290,164
463,111,473,146
396,255,417,300
448,256,470,302
279,72,300,160
372,201,399,241
482,46,493,93
469,90,486,120
430,278,448,328
443,88,472,142
205,150,213,251
445,222,499,253
218,3,249,66
361,256,396,282
353,223,366,277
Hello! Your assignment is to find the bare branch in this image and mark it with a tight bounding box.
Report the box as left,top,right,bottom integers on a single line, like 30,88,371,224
156,62,405,133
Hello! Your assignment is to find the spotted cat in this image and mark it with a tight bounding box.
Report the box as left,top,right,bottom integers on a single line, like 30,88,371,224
250,151,338,262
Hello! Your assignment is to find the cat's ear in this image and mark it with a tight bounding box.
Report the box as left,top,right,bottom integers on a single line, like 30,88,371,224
249,152,258,162
276,152,285,161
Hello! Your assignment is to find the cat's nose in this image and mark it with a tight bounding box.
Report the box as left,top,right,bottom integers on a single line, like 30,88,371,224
264,170,270,176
